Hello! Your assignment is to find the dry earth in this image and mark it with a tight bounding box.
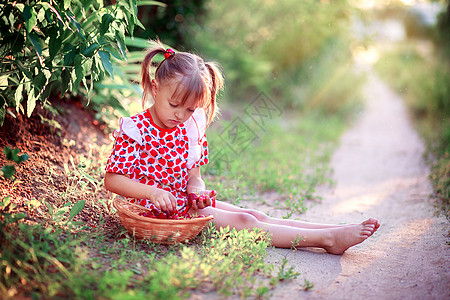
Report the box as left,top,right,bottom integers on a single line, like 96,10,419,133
262,72,450,299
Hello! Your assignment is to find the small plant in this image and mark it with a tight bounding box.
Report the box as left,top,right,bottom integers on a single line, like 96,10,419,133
1,146,29,179
302,279,314,291
291,235,305,250
273,257,300,283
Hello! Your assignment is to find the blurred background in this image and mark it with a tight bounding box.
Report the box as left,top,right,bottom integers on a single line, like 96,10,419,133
91,0,450,213
122,0,449,213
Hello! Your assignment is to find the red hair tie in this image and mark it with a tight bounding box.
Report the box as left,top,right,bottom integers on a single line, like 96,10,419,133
164,48,175,59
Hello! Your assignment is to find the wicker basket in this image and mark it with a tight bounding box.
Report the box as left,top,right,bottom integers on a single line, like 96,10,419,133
113,198,214,244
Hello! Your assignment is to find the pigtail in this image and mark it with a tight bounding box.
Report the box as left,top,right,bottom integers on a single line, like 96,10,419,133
205,62,224,126
140,41,166,108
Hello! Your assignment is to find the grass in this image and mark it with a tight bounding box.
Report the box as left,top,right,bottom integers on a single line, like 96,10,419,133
0,212,294,299
204,107,350,217
375,42,450,220
1,107,351,298
0,37,364,298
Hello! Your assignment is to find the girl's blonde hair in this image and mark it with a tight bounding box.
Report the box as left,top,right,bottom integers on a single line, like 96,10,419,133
141,40,224,126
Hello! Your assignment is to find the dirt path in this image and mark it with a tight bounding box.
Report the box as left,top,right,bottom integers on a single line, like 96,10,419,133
265,72,449,299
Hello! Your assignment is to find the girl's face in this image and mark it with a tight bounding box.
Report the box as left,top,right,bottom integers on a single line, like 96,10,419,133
150,79,198,129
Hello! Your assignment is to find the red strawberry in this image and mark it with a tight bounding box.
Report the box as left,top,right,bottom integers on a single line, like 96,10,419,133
157,212,168,219
188,193,198,206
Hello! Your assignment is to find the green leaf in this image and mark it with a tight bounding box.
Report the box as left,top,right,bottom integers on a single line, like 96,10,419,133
5,147,16,162
124,36,150,49
104,45,122,60
98,51,114,79
33,71,47,94
0,106,5,127
49,29,62,60
123,10,135,36
69,200,85,221
64,0,72,10
61,69,71,94
23,6,37,33
2,165,15,179
137,1,167,7
0,75,8,91
0,196,11,209
27,89,37,117
45,202,54,216
41,80,57,100
19,153,29,163
4,147,28,164
82,42,100,57
10,213,26,223
73,54,84,88
66,11,85,39
115,31,127,60
64,45,76,66
28,32,43,62
14,82,24,110
100,14,114,36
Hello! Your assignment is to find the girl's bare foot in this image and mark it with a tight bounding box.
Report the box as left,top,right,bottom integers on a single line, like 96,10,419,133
364,217,381,235
324,219,379,255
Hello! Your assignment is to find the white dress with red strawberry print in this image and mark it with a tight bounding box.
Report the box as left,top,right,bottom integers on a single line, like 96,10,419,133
105,108,209,214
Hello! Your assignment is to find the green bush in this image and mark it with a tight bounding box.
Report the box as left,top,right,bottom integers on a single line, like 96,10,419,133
193,0,357,109
0,0,149,126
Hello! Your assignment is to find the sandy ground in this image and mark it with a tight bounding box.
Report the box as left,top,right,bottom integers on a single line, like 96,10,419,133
264,72,450,299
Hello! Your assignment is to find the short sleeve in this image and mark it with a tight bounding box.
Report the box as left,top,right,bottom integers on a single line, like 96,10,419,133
106,119,142,175
112,117,142,146
185,108,209,169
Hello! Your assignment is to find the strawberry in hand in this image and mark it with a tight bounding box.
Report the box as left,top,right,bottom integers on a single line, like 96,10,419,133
187,190,217,209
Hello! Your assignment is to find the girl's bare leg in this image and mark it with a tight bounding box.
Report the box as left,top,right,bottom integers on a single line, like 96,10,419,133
196,206,378,254
215,200,380,233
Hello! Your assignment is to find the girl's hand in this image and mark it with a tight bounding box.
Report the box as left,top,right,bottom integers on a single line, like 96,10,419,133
149,188,177,212
188,190,216,210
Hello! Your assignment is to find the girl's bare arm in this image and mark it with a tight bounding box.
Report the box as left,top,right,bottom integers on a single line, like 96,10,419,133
104,172,176,212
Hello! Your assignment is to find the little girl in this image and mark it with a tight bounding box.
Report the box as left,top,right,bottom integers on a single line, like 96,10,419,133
104,41,380,254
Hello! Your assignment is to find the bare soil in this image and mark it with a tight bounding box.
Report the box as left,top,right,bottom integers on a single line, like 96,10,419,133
0,98,121,233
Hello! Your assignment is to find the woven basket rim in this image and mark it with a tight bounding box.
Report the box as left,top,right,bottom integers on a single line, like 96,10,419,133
113,198,214,224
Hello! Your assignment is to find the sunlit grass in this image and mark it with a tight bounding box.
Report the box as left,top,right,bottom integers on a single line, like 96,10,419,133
204,110,349,214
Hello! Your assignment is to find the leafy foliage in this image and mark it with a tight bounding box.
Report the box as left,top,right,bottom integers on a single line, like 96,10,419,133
134,0,206,49
0,0,145,125
1,146,28,179
194,0,356,107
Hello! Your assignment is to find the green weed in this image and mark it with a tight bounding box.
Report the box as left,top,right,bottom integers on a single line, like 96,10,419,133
302,279,314,291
